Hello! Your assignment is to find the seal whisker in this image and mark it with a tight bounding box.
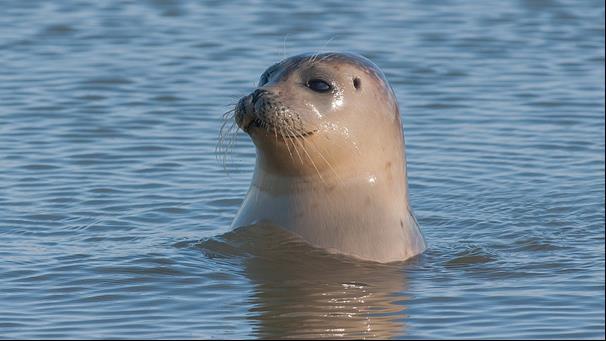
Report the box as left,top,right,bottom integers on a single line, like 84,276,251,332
226,117,240,168
285,128,303,165
217,108,237,173
273,122,278,145
311,37,336,65
227,118,238,149
279,124,295,162
283,123,306,166
282,33,289,60
295,134,325,183
223,115,236,149
283,121,325,183
306,137,343,184
303,146,321,182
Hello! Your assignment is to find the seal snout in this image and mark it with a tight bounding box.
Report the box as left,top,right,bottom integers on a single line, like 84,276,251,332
234,86,314,139
235,89,271,133
235,93,255,132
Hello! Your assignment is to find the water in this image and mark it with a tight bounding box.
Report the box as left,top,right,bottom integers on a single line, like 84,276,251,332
0,0,604,339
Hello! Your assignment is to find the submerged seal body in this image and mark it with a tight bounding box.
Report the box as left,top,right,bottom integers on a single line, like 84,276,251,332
231,52,426,263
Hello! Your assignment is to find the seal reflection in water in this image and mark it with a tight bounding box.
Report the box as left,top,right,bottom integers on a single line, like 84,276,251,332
232,52,426,263
195,225,410,338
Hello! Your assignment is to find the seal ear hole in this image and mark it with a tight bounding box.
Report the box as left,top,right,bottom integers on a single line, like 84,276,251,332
353,77,361,90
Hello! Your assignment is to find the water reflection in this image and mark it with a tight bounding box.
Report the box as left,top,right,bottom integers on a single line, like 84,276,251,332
198,225,410,339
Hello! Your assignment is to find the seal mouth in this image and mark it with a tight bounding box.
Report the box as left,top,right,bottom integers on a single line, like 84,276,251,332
245,117,315,139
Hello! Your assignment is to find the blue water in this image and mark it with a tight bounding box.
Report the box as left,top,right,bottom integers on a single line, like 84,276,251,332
1,0,604,339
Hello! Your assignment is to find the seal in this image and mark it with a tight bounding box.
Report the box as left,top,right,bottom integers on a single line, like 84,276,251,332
231,52,426,263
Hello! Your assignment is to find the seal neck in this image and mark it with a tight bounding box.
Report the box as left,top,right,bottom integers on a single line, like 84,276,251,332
250,158,409,198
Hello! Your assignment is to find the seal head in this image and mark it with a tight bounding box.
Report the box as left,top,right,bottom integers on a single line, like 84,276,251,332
232,52,426,263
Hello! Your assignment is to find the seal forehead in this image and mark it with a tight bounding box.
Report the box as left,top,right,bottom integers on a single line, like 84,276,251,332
266,52,389,86
307,52,389,83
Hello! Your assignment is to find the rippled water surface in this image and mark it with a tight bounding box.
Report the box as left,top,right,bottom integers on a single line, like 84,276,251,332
1,0,604,339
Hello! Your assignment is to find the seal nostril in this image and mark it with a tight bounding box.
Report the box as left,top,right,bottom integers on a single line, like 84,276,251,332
251,89,266,104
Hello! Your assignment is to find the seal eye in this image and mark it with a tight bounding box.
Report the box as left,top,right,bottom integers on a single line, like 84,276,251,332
306,79,331,93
